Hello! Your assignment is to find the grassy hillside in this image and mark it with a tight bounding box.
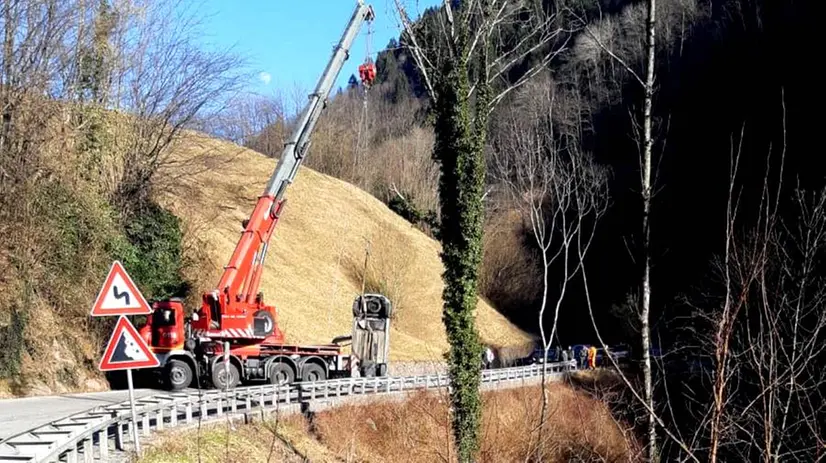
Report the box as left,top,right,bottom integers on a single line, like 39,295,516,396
157,133,531,361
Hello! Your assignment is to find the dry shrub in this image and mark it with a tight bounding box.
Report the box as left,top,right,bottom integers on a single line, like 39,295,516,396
140,418,310,463
0,99,132,394
494,342,535,367
345,223,416,318
369,127,438,212
309,385,640,462
298,90,438,232
479,204,542,316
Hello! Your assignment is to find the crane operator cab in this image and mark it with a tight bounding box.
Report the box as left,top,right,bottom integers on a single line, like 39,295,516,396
351,294,392,377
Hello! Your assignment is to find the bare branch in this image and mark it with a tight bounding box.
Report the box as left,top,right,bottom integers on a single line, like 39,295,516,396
394,0,437,103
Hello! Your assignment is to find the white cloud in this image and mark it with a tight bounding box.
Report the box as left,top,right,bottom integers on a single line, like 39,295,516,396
259,72,272,85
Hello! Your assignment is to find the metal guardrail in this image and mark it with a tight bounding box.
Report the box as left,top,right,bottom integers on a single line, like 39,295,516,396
0,361,577,462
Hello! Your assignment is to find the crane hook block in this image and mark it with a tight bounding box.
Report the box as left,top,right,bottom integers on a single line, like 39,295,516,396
359,60,376,88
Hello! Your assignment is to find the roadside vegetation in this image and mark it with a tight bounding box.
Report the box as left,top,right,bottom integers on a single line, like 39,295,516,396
0,0,242,395
140,383,639,463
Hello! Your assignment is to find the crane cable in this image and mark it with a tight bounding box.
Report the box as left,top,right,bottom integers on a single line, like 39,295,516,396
352,20,374,171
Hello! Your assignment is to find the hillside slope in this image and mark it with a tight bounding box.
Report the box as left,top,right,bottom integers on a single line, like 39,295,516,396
157,134,531,361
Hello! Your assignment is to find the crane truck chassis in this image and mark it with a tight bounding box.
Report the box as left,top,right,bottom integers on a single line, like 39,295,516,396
123,2,390,391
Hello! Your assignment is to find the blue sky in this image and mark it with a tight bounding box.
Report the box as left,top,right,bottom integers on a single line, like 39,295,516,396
188,1,440,96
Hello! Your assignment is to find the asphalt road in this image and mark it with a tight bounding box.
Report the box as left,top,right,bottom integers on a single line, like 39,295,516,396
0,389,160,440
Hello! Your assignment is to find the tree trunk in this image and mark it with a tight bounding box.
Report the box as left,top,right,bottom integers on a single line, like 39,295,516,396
434,50,485,463
641,0,657,460
537,248,550,457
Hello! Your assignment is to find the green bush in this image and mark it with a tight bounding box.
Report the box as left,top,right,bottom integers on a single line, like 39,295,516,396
113,202,190,301
388,190,440,239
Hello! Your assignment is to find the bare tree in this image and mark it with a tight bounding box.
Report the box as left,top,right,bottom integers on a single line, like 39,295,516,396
107,0,246,212
207,93,286,149
492,76,608,453
692,100,825,462
639,0,658,458
573,0,660,458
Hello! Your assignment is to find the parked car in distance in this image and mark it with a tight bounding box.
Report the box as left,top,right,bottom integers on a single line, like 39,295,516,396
527,346,562,364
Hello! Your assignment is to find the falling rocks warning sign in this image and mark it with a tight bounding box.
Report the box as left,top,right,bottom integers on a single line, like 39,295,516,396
99,316,159,371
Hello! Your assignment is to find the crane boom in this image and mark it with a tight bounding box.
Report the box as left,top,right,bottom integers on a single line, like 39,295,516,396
195,2,375,340
266,2,375,200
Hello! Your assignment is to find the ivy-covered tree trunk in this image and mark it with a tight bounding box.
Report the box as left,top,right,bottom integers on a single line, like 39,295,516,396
433,39,488,462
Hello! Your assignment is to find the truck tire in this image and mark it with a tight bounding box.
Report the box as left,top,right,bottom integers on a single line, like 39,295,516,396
301,363,326,382
377,363,388,377
361,360,376,378
166,359,193,391
106,371,128,390
212,362,241,389
268,362,295,386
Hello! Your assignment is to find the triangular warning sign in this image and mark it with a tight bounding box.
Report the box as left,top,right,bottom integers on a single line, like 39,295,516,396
99,316,159,371
91,261,152,317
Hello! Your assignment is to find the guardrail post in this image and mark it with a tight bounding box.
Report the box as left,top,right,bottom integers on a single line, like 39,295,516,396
115,422,125,451
170,405,178,427
97,429,109,460
156,409,164,431
200,400,207,419
185,402,193,424
66,445,78,463
232,390,238,413
83,437,94,463
142,414,150,437
217,396,223,416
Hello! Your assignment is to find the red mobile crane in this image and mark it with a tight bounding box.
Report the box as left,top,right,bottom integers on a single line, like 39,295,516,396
135,1,391,391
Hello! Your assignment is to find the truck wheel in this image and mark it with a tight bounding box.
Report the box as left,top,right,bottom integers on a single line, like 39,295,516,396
106,371,128,390
212,362,241,389
301,363,326,382
361,360,376,378
166,359,193,390
268,362,295,386
377,363,388,377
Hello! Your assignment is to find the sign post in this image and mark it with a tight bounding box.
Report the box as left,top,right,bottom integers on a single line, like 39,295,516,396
126,369,139,454
92,261,156,456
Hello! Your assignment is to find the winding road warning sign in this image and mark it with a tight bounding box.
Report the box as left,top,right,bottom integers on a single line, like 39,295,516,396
91,261,152,317
99,316,159,371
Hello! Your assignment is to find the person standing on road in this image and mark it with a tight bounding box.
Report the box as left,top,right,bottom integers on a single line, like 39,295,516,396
482,346,494,369
587,346,597,369
578,346,587,369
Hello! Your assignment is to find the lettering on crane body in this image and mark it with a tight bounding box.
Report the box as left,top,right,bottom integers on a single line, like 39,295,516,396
91,261,152,317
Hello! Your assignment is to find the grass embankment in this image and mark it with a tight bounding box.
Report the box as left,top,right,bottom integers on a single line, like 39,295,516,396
142,383,639,462
158,133,532,361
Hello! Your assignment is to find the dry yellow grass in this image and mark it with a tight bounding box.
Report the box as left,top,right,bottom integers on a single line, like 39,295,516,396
156,133,531,361
311,386,640,462
140,384,640,463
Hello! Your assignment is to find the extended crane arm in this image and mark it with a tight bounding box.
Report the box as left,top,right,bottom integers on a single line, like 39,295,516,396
216,2,375,308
